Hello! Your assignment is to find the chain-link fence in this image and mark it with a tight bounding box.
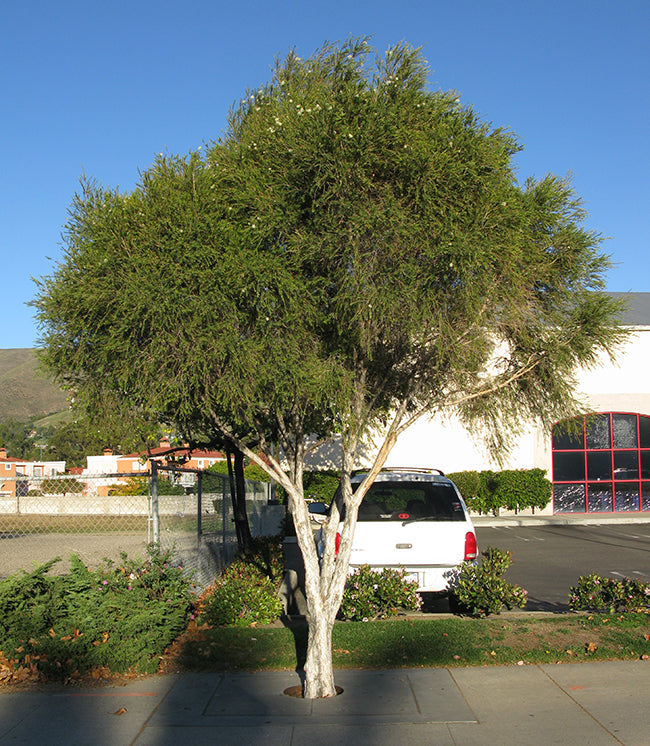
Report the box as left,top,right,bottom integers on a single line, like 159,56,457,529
153,465,284,587
0,468,285,586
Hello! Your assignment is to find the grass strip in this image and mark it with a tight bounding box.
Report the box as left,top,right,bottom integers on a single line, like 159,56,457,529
165,612,650,672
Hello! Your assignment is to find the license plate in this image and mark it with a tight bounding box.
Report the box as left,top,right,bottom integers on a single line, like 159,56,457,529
403,572,419,585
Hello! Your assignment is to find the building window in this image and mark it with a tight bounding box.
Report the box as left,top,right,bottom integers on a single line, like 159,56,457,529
552,413,650,513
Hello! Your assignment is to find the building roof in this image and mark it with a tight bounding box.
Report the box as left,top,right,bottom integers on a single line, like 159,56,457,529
609,292,650,326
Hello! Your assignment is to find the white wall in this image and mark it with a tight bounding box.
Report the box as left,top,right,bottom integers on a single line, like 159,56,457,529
381,327,650,477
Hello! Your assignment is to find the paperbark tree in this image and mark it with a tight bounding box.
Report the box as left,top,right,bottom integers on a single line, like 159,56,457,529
34,38,626,698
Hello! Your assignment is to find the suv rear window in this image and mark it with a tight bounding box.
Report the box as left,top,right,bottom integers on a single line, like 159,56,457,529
335,481,465,522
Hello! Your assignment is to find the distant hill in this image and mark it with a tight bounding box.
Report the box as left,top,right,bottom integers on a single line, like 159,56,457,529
0,349,68,422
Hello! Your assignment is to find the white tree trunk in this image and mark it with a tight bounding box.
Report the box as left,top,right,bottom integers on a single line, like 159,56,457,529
303,611,337,698
218,406,409,699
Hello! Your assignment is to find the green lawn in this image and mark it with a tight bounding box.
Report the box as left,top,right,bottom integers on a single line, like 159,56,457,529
165,612,650,673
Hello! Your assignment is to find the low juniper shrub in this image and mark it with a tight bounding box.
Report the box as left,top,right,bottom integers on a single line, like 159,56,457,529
200,537,284,627
0,546,194,681
569,573,650,613
448,546,528,617
338,565,422,622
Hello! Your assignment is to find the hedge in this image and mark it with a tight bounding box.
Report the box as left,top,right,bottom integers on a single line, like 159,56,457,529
448,468,551,514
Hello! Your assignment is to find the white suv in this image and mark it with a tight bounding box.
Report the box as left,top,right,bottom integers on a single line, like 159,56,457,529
312,468,477,593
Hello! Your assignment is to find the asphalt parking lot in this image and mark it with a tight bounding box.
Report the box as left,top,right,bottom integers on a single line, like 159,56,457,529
475,522,650,611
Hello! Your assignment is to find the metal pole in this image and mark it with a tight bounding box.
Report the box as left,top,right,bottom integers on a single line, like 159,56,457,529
151,460,160,544
197,472,203,538
196,471,203,581
222,474,227,546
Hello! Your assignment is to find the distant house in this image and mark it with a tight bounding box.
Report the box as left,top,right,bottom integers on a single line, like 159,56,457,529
82,438,225,496
0,447,65,497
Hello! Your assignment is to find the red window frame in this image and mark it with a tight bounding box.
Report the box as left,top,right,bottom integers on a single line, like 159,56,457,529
552,412,650,514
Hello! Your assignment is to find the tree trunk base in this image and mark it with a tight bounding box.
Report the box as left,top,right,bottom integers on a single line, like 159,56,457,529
284,684,343,698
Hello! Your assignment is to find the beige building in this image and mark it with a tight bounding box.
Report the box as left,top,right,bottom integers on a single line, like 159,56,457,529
0,447,66,497
381,292,650,514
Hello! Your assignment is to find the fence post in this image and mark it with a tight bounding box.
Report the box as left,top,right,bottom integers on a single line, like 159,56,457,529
221,474,227,546
195,472,202,581
197,472,203,538
151,460,160,544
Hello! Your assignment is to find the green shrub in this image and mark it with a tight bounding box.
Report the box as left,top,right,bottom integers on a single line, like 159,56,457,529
0,546,194,680
200,537,284,627
493,468,551,512
449,546,528,617
447,469,497,514
303,471,341,504
447,470,482,510
569,573,650,613
237,536,284,585
201,563,282,627
40,477,84,494
448,468,551,514
338,565,422,621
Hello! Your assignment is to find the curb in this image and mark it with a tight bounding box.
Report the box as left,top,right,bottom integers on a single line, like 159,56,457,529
472,513,650,527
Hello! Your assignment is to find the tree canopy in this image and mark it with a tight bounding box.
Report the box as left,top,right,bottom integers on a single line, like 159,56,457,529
34,38,625,697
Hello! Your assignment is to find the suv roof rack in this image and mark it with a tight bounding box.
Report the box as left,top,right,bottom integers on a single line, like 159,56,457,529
350,467,446,477
379,467,445,476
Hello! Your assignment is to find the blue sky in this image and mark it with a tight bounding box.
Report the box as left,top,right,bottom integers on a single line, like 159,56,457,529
1,0,648,349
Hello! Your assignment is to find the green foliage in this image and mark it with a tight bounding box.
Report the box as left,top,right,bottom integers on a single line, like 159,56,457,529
449,469,551,514
207,459,270,484
237,535,285,585
40,477,84,494
303,471,341,504
338,565,422,621
446,470,481,504
569,573,650,613
113,475,185,496
33,37,626,688
492,469,551,511
449,546,528,617
0,546,193,679
200,537,284,627
34,38,625,475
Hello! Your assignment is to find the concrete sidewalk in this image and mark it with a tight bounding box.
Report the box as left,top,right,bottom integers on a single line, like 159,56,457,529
1,659,648,745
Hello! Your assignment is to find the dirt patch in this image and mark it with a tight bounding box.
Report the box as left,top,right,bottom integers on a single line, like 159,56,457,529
0,533,150,578
495,619,612,653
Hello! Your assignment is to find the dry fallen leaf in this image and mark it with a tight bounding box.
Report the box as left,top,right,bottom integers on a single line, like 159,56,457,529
113,707,127,716
585,642,598,653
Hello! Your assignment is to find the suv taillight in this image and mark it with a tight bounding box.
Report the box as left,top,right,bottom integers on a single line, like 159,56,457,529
464,531,478,560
